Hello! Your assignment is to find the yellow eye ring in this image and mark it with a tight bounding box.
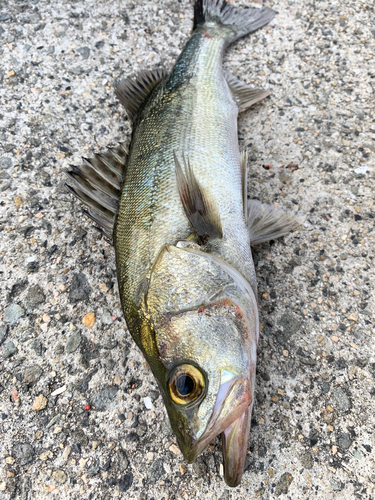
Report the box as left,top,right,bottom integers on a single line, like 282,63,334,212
168,364,205,405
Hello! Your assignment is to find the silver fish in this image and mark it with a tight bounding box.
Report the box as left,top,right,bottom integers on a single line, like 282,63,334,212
66,0,302,486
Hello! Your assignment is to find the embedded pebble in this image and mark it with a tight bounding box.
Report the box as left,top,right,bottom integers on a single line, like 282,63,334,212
179,464,187,475
299,453,314,470
65,332,82,354
148,459,165,483
91,441,100,451
3,304,25,324
50,385,66,397
69,273,91,303
0,157,12,169
30,339,42,356
23,365,43,384
62,446,71,461
32,395,47,411
168,444,181,456
332,387,352,412
2,341,18,359
26,285,45,309
82,312,95,328
12,443,34,466
337,432,352,450
277,313,301,338
91,385,118,410
143,396,153,409
118,472,133,492
0,326,8,346
52,470,67,484
98,307,113,325
275,472,293,496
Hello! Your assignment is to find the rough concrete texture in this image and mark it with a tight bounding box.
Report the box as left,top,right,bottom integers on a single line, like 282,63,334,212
0,0,374,499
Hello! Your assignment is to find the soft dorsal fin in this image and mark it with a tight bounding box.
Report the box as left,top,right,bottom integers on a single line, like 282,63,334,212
115,69,168,121
174,153,222,245
65,143,128,240
224,71,270,112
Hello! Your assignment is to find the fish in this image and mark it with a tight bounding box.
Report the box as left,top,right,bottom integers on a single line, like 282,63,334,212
65,0,303,487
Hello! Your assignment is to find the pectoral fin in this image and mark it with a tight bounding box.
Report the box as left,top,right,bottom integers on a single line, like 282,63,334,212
174,153,222,245
246,199,304,245
116,69,168,121
224,71,270,112
241,150,249,211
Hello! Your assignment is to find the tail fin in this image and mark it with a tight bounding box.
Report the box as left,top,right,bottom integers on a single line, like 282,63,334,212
194,0,276,43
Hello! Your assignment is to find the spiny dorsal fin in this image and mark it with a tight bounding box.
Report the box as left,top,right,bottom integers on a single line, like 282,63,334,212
116,69,168,121
65,143,128,240
174,152,222,245
224,71,270,112
246,199,304,246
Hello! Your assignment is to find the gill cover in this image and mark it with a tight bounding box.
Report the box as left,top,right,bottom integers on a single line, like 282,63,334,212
145,243,259,483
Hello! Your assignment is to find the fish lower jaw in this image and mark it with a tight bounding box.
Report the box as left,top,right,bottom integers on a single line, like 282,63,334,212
179,398,251,464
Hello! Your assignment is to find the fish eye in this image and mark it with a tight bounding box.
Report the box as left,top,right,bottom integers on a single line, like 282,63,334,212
176,374,195,396
168,364,205,405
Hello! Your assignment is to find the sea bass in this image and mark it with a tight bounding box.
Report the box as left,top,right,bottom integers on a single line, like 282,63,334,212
66,0,302,487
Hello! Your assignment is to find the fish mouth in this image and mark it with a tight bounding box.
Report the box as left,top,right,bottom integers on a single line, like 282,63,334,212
178,375,253,487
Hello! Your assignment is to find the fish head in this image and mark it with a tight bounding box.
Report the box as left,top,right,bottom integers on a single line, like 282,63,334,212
145,243,258,486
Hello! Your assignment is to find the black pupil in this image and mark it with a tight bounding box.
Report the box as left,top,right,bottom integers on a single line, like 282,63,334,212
176,374,195,396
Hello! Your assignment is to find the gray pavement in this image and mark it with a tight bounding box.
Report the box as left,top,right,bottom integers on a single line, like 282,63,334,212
0,0,374,498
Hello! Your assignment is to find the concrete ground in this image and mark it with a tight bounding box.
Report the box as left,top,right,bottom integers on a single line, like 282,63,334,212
0,0,374,498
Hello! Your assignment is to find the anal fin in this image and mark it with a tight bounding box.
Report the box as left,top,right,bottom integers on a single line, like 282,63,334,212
224,71,270,112
65,143,128,240
174,153,222,245
116,69,168,121
242,155,303,245
246,199,304,245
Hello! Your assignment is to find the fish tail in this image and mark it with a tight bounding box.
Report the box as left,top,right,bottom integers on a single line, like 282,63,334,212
193,0,276,43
